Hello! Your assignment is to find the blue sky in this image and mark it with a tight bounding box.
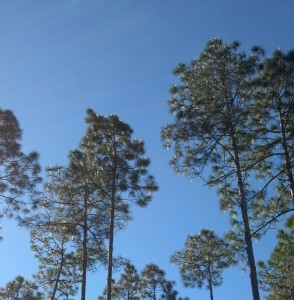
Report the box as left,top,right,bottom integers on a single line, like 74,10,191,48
0,1,293,299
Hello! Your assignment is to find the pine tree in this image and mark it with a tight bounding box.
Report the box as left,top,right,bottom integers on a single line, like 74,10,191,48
0,109,41,232
161,39,263,300
43,164,108,300
171,229,234,300
98,262,140,300
250,49,294,230
113,262,141,300
30,194,80,300
140,263,166,300
258,216,294,300
0,275,43,300
79,109,158,300
159,281,178,300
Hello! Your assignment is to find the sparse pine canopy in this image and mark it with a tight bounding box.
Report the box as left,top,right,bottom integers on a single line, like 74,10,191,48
0,109,41,228
98,262,189,300
250,49,294,225
162,39,263,300
114,262,141,300
26,109,158,300
171,229,235,300
72,109,158,300
30,199,80,300
0,275,43,300
160,280,179,300
98,262,141,300
162,39,294,300
40,161,110,300
79,109,158,209
258,216,294,300
140,263,166,300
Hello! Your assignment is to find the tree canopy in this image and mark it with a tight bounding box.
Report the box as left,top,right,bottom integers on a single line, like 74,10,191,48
258,216,294,300
0,275,43,300
1,37,294,300
162,39,264,300
171,229,234,300
0,108,41,230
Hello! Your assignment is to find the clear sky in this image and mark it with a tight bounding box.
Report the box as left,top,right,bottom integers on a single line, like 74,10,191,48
0,1,293,299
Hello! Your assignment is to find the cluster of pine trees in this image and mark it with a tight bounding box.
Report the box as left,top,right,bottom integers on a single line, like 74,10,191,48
98,262,189,300
0,38,293,300
162,39,294,300
0,109,159,300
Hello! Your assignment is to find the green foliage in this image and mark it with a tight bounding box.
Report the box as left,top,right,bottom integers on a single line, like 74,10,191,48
162,39,262,180
98,262,140,300
162,38,294,300
162,39,263,300
45,164,109,268
250,49,294,227
113,262,141,300
140,263,166,299
0,109,41,229
0,275,43,300
159,281,178,300
78,109,158,300
80,109,158,209
161,38,263,230
258,216,294,300
41,161,109,300
30,199,80,300
171,229,235,300
98,262,189,300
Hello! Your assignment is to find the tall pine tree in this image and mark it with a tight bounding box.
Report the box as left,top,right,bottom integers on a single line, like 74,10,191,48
30,191,80,300
43,164,109,300
71,109,158,300
162,39,264,300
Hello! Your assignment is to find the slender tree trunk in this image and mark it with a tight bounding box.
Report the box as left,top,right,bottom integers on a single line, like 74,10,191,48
230,130,260,300
81,184,89,300
208,263,214,300
51,244,65,300
277,99,294,206
107,186,116,300
107,141,119,300
208,280,213,300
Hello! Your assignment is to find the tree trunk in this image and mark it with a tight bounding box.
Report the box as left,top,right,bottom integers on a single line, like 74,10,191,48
107,141,119,300
277,99,294,206
208,280,213,300
106,188,115,300
51,243,65,300
81,184,89,300
208,263,214,300
230,130,260,300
